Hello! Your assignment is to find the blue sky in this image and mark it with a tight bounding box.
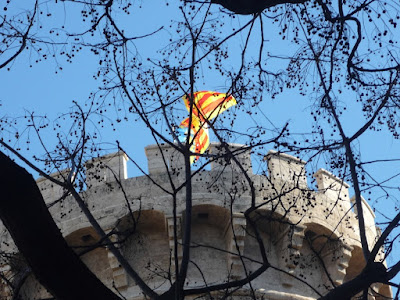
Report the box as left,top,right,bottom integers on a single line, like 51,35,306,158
1,0,317,173
2,0,399,222
1,0,399,208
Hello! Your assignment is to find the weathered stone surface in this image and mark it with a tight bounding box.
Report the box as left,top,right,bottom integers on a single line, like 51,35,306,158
0,144,391,300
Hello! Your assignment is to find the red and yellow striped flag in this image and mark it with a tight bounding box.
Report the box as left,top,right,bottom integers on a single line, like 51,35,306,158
178,91,237,163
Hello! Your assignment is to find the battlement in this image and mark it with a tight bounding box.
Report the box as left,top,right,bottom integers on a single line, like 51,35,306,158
144,142,252,175
33,143,379,239
265,150,307,188
16,143,388,300
85,151,129,188
35,144,361,216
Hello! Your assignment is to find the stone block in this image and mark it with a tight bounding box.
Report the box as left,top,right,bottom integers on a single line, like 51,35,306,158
209,143,252,173
314,169,350,211
265,150,307,188
85,151,128,188
36,169,72,204
145,144,184,175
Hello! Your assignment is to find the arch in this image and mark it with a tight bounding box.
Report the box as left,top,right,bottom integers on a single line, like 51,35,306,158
64,227,113,288
243,209,288,291
304,220,341,240
117,209,166,234
375,283,393,300
303,222,341,252
182,204,230,286
64,227,100,247
247,209,289,238
295,222,345,295
118,209,171,290
60,219,95,238
343,245,392,300
343,245,365,282
182,204,230,230
17,227,113,299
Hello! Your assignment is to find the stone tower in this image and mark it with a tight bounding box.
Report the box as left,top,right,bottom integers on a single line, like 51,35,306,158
0,143,392,299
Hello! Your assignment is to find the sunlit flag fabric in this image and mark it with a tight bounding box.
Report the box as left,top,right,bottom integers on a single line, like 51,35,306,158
177,91,237,163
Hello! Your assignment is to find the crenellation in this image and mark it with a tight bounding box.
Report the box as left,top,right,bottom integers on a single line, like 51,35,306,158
0,143,391,300
265,150,308,189
145,143,184,176
313,168,351,212
85,151,129,188
209,142,252,173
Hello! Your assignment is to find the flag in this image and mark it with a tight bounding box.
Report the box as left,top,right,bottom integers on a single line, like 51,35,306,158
177,91,237,163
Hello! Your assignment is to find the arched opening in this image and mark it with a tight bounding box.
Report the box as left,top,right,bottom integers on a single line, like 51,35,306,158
299,223,343,295
243,209,285,291
17,227,113,299
182,204,230,286
118,210,170,290
64,227,113,288
343,245,365,283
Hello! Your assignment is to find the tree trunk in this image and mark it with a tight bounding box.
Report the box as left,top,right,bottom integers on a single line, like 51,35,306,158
0,151,120,300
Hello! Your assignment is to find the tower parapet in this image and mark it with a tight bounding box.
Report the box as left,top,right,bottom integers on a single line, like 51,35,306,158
0,143,391,300
145,143,182,175
265,150,307,188
209,142,252,173
144,142,252,175
314,168,351,211
85,151,129,187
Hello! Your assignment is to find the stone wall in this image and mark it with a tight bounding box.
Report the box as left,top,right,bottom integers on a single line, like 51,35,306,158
0,143,391,300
